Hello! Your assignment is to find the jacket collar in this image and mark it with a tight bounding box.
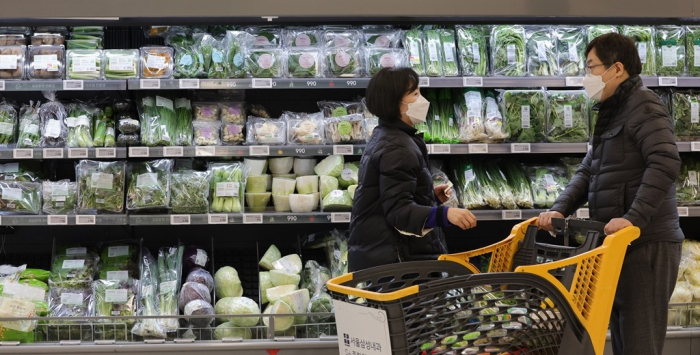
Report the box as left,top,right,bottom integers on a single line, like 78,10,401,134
378,118,418,136
595,75,642,117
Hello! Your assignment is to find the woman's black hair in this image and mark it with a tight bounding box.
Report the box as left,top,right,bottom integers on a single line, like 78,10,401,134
365,67,419,121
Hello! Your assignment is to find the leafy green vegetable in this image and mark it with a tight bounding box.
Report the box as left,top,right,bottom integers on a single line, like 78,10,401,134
546,90,589,143
491,25,526,76
525,165,569,209
140,95,175,146
423,29,443,76
127,159,172,210
170,171,210,213
656,26,686,76
673,90,700,141
687,26,700,76
439,29,459,76
451,158,487,209
676,156,700,206
50,253,98,285
209,162,246,213
157,244,184,332
501,160,534,209
99,240,139,279
174,98,193,146
501,89,546,143
556,26,586,76
92,106,111,147
475,161,516,209
325,48,362,77
20,268,50,282
76,160,126,214
172,41,204,78
622,26,656,76
0,181,41,214
208,39,227,79
404,29,426,75
284,29,319,47
456,25,487,76
16,102,41,148
587,25,618,43
93,279,138,327
0,101,17,147
287,49,320,78
366,48,404,76
526,26,558,76
247,49,283,78
42,180,77,215
66,104,94,148
224,31,248,78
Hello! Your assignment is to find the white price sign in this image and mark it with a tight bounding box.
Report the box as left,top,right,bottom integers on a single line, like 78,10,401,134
249,145,270,156
243,214,263,224
63,80,84,90
140,79,161,89
43,148,64,158
502,210,523,220
468,144,488,154
692,142,700,152
96,148,116,158
333,145,354,155
431,144,451,154
76,215,96,225
659,77,678,86
252,78,273,88
208,214,228,224
418,77,430,87
48,215,68,225
196,146,215,156
129,147,149,157
179,79,200,89
13,149,33,159
678,207,690,217
0,80,5,91
511,143,532,153
68,148,88,158
565,77,584,87
170,215,191,225
463,77,484,87
334,300,392,355
331,212,351,223
163,146,184,157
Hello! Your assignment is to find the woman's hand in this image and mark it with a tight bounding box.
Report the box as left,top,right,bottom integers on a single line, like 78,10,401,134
434,184,453,204
447,208,477,230
537,211,564,232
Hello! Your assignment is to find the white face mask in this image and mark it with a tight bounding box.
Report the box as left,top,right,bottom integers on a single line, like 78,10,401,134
582,65,615,101
401,95,430,125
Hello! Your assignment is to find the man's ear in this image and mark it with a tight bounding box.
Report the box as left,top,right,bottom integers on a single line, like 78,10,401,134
614,62,625,77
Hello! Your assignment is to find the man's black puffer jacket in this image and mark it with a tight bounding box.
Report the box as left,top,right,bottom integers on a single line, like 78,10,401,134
348,118,447,272
551,75,684,247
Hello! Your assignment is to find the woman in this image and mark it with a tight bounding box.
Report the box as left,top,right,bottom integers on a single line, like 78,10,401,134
348,67,477,272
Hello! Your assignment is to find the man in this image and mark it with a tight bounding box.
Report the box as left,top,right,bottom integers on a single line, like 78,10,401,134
538,33,683,355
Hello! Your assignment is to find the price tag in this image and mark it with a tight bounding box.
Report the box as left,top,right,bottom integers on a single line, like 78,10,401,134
96,148,116,158
249,145,270,156
179,79,200,89
334,300,392,355
13,149,33,159
105,289,128,303
463,77,484,87
243,214,263,224
692,142,700,152
76,215,96,225
333,145,354,155
208,214,228,224
140,79,161,89
129,147,149,157
502,210,523,220
576,208,590,219
565,77,584,87
0,81,6,91
68,148,88,158
659,77,678,86
63,80,84,90
468,144,488,154
418,77,430,87
431,144,451,154
511,143,532,153
252,78,273,88
48,215,68,225
678,207,690,217
43,148,64,158
163,146,184,157
196,146,215,156
331,212,351,223
170,215,191,225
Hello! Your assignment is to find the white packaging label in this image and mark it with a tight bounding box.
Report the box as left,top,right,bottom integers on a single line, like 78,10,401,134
544,174,558,192
536,41,547,61
298,53,315,69
472,43,480,63
257,54,274,69
45,119,61,138
195,249,207,267
156,96,173,111
0,55,17,70
428,42,439,62
65,117,77,128
91,173,114,189
568,42,579,62
60,293,83,306
692,102,699,123
66,247,87,255
564,105,573,128
34,54,58,70
334,50,351,67
216,182,240,197
507,44,517,64
52,186,68,199
136,173,158,187
1,187,21,201
689,171,699,186
0,122,13,135
695,46,700,67
443,43,455,62
62,259,85,269
72,57,97,72
108,245,129,258
341,168,354,181
379,53,395,68
409,42,421,65
146,54,166,69
521,106,531,128
26,124,39,137
109,55,134,71
106,270,129,281
464,169,475,181
295,34,311,47
105,289,128,303
662,46,678,67
638,42,647,63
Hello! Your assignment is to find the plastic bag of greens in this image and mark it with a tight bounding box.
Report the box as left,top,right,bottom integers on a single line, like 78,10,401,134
366,48,406,76
364,30,401,48
209,162,248,213
246,26,282,47
524,165,569,209
0,295,37,343
170,170,211,214
223,31,251,78
478,161,517,210
456,25,488,76
38,91,68,148
65,103,94,148
283,27,321,47
1,161,43,182
0,100,17,147
455,89,487,143
404,28,426,75
127,159,172,211
302,260,334,323
677,157,700,206
587,25,618,43
76,160,126,214
556,26,586,76
491,25,527,76
157,244,184,332
546,90,589,143
656,25,686,76
99,240,140,280
0,181,41,214
322,30,362,48
42,180,77,215
672,90,700,141
0,264,26,284
501,89,546,143
423,29,444,76
132,248,167,339
287,48,323,78
93,279,138,325
526,26,558,77
246,48,285,78
139,95,174,147
438,28,459,76
484,93,508,142
622,25,656,76
686,26,700,76
324,47,363,78
561,156,585,180
452,158,487,209
166,33,204,79
16,101,41,148
50,252,98,285
501,159,534,209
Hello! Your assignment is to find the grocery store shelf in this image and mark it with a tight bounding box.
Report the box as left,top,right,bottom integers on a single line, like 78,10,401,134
0,148,127,160
428,143,590,154
129,212,352,225
0,215,127,226
1,80,126,91
128,145,365,158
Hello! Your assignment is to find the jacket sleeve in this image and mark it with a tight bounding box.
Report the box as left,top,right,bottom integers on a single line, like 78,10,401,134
377,144,433,237
623,103,681,229
550,151,592,217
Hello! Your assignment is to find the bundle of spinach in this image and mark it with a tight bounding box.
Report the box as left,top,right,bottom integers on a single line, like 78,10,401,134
224,31,248,78
76,160,126,214
246,49,283,78
0,181,41,214
556,26,586,76
287,49,321,78
677,156,700,206
687,26,700,76
622,26,656,76
546,90,589,143
404,29,426,75
423,29,443,76
587,25,618,43
170,171,210,214
207,39,227,79
502,90,546,143
456,25,487,76
491,25,526,76
672,90,700,141
526,26,558,76
325,48,362,77
173,43,204,79
126,159,172,211
656,25,686,76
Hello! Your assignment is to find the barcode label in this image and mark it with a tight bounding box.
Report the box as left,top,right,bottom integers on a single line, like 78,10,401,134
511,143,531,153
333,145,354,155
502,210,522,220
63,80,84,90
13,149,33,159
0,81,5,91
76,215,96,225
576,208,590,219
565,77,584,87
163,146,184,157
678,207,689,217
140,79,161,89
48,215,68,225
331,212,351,223
129,147,149,157
463,77,484,87
43,148,64,158
208,214,228,224
418,77,430,87
431,144,451,154
468,144,488,154
96,148,116,158
249,146,270,156
692,142,700,152
196,146,216,156
170,215,191,225
243,214,263,224
252,78,273,88
179,79,200,89
68,148,88,158
658,77,678,86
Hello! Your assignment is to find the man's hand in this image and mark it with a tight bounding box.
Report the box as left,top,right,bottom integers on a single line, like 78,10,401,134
434,184,453,204
538,211,564,233
604,218,633,235
447,208,477,230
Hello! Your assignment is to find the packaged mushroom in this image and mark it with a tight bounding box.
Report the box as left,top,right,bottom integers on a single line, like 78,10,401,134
192,102,220,121
0,45,26,80
31,33,64,46
317,100,364,118
0,35,26,46
219,102,245,124
247,116,286,145
325,114,366,144
193,120,221,146
284,111,325,145
28,45,65,80
222,123,245,145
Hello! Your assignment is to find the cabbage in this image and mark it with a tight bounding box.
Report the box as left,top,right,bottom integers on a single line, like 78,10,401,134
348,185,358,200
179,282,212,311
260,271,273,304
263,300,295,332
259,245,281,270
271,178,296,196
338,162,359,188
215,266,243,298
683,240,700,260
320,176,339,199
270,269,301,287
214,322,253,340
214,296,261,327
183,246,209,273
296,176,319,194
186,267,215,293
273,254,303,274
266,284,299,304
314,155,344,178
322,190,353,212
279,289,310,324
302,260,332,295
671,280,694,303
184,299,215,328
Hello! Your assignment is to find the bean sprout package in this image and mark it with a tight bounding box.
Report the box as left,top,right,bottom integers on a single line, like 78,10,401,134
246,117,286,145
283,111,325,145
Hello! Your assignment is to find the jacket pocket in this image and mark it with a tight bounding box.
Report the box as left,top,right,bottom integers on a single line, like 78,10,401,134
601,125,625,167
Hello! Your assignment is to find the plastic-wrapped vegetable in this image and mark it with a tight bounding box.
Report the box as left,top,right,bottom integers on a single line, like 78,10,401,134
157,244,184,332
140,46,174,79
317,100,363,118
284,111,325,145
48,282,93,319
76,160,126,214
546,90,589,143
526,26,558,77
431,169,460,208
672,90,700,141
501,89,546,143
325,48,363,78
139,95,175,147
404,29,426,75
174,98,193,146
219,102,246,124
0,45,26,80
39,92,68,148
323,30,362,48
456,25,487,76
452,158,487,209
93,279,138,327
203,36,227,78
426,88,459,143
209,162,248,213
28,45,64,80
501,160,534,209
477,161,517,210
104,49,138,79
1,162,43,182
193,102,219,121
50,252,98,285
687,26,700,77
16,102,41,148
587,25,618,43
0,100,16,147
677,157,700,206
556,26,586,76
0,295,37,343
42,180,77,215
366,48,406,76
525,165,569,209
168,35,203,79
92,105,112,148
455,89,487,143
324,114,365,144
287,48,323,78
132,248,167,339
622,26,656,76
438,29,459,76
423,29,444,76
246,49,284,78
223,30,250,78
483,94,508,143
127,159,172,210
66,104,94,148
170,170,210,213
247,116,286,145
656,25,686,76
284,28,321,47
247,27,282,47
364,30,401,48
193,120,221,146
491,25,527,76
99,240,139,280
66,49,103,80
0,181,41,214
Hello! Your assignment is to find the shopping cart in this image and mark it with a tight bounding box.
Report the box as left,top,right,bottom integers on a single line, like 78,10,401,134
327,219,639,355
